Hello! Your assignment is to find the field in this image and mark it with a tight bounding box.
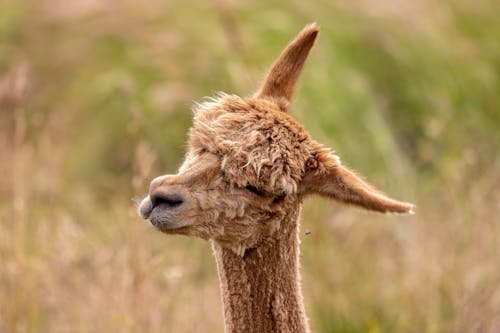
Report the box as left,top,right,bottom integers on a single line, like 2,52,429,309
1,0,499,332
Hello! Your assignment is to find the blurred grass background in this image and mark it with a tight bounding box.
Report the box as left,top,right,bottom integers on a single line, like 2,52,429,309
0,0,499,332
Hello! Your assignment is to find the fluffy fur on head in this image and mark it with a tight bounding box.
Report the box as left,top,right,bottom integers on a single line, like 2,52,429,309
191,94,315,195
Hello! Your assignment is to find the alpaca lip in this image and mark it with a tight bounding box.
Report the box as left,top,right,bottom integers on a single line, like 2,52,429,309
138,197,153,219
149,214,191,231
147,201,191,230
138,196,188,230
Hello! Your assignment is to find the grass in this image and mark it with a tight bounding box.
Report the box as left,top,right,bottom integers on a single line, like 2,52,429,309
1,0,499,332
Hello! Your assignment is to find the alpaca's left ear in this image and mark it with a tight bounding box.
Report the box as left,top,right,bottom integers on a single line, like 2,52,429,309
255,23,319,106
299,151,414,214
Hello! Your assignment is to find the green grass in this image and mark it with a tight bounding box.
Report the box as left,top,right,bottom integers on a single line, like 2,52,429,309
1,0,499,332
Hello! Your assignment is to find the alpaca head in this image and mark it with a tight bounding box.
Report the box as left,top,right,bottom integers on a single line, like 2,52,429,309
138,23,414,253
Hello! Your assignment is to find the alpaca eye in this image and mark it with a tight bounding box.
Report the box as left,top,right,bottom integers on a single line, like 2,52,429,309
244,185,266,197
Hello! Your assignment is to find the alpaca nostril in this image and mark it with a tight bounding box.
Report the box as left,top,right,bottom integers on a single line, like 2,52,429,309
151,192,185,209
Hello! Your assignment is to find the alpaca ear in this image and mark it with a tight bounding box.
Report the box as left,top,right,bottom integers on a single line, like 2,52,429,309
300,152,414,214
255,23,319,106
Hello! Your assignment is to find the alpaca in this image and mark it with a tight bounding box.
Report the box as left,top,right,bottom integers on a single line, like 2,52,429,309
138,23,413,333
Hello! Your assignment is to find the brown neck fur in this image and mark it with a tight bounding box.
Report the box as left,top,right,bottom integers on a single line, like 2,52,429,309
212,204,309,333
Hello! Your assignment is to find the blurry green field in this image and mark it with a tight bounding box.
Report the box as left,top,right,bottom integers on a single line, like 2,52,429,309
1,0,499,332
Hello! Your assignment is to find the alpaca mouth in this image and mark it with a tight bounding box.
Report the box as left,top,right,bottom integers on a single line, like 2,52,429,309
137,196,190,230
149,215,190,231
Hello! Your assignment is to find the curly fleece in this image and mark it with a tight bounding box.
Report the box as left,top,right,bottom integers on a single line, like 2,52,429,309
191,94,315,195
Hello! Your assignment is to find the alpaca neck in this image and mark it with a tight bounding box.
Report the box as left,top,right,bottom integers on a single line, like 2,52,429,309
212,206,309,333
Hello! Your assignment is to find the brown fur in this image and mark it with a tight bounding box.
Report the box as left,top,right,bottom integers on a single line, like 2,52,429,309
256,23,319,103
138,23,414,333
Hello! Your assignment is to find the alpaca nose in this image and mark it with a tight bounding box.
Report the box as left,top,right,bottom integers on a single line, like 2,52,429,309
148,175,185,210
150,189,185,210
149,175,170,194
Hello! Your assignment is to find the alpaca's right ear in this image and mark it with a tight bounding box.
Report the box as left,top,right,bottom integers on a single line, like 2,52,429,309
299,151,414,214
255,23,319,107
